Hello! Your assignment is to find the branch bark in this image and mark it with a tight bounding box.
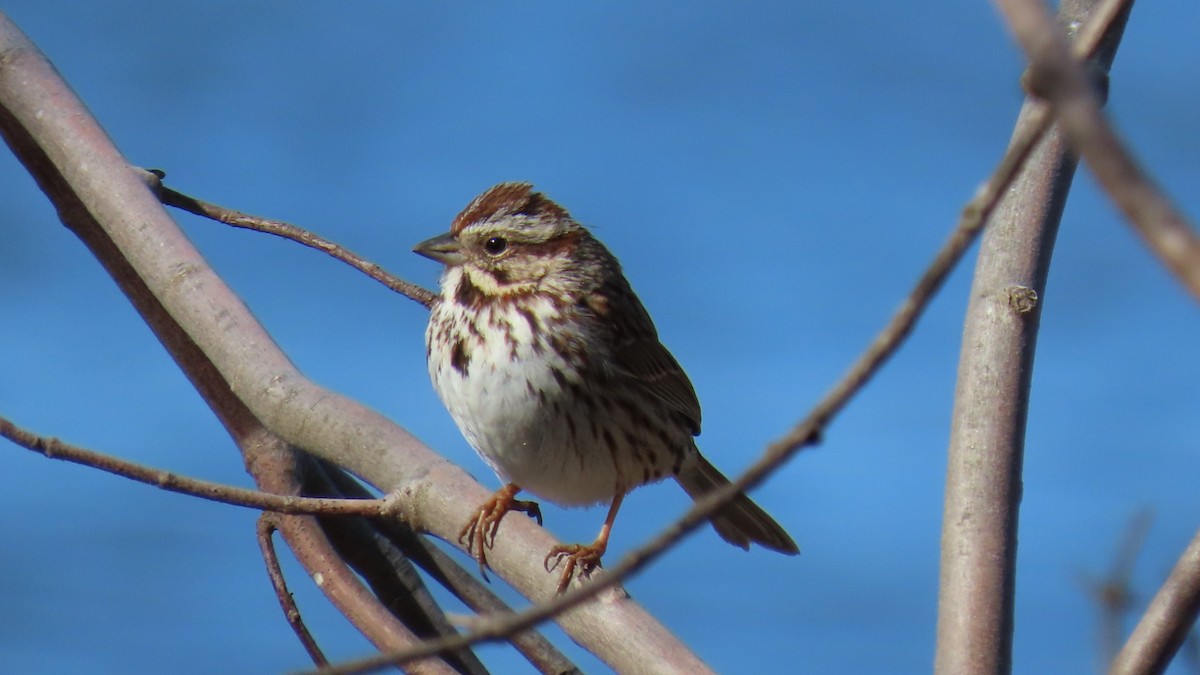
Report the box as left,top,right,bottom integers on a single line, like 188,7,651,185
936,92,1073,675
248,436,460,675
317,462,581,675
935,1,1132,673
258,516,330,667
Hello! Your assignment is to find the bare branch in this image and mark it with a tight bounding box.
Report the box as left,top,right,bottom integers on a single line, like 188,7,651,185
936,1,1133,673
249,435,459,675
321,463,580,674
0,13,451,667
258,516,330,667
405,534,583,675
0,414,395,517
303,460,490,675
150,175,437,309
1109,528,1200,675
995,0,1200,301
936,100,1073,675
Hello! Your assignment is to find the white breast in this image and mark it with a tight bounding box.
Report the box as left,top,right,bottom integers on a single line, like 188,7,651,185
426,276,628,506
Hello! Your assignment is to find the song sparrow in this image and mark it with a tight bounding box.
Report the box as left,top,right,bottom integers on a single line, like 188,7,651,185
415,182,798,592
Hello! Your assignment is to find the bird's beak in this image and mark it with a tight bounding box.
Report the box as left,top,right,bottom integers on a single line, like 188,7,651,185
413,232,465,266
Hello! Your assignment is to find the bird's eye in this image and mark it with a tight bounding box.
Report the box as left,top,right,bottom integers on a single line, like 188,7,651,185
483,236,508,255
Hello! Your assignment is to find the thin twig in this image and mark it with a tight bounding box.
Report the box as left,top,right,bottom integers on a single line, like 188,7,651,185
0,414,396,517
148,172,438,309
996,0,1200,302
259,515,329,666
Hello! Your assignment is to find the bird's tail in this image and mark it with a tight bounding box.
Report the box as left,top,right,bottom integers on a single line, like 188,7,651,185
675,453,799,555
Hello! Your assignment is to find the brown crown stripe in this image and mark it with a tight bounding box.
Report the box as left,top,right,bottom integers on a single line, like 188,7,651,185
450,182,570,234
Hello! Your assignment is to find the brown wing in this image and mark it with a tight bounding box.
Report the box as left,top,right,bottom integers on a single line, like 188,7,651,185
611,337,703,435
583,276,703,435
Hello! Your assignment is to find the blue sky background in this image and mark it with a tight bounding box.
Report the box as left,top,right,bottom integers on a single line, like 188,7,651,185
2,2,1198,673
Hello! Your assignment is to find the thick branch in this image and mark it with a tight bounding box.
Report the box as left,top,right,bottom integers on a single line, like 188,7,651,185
935,97,1075,675
936,1,1131,673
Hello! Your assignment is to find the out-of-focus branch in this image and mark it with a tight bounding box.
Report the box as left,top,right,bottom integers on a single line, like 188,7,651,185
0,12,703,673
995,0,1200,302
1108,528,1200,675
1080,509,1153,671
935,2,1133,673
0,414,396,517
152,176,437,309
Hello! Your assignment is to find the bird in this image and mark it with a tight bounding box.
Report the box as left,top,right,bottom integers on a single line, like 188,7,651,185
414,182,798,592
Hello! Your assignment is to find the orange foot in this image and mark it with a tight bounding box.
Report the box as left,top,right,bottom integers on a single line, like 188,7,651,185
543,492,625,593
544,540,608,594
458,483,542,581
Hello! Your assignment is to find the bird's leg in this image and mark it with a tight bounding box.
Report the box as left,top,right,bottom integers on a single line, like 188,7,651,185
544,492,625,594
458,483,542,581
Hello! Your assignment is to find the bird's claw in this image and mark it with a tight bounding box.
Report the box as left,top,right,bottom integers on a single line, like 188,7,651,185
458,484,542,582
544,542,606,594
